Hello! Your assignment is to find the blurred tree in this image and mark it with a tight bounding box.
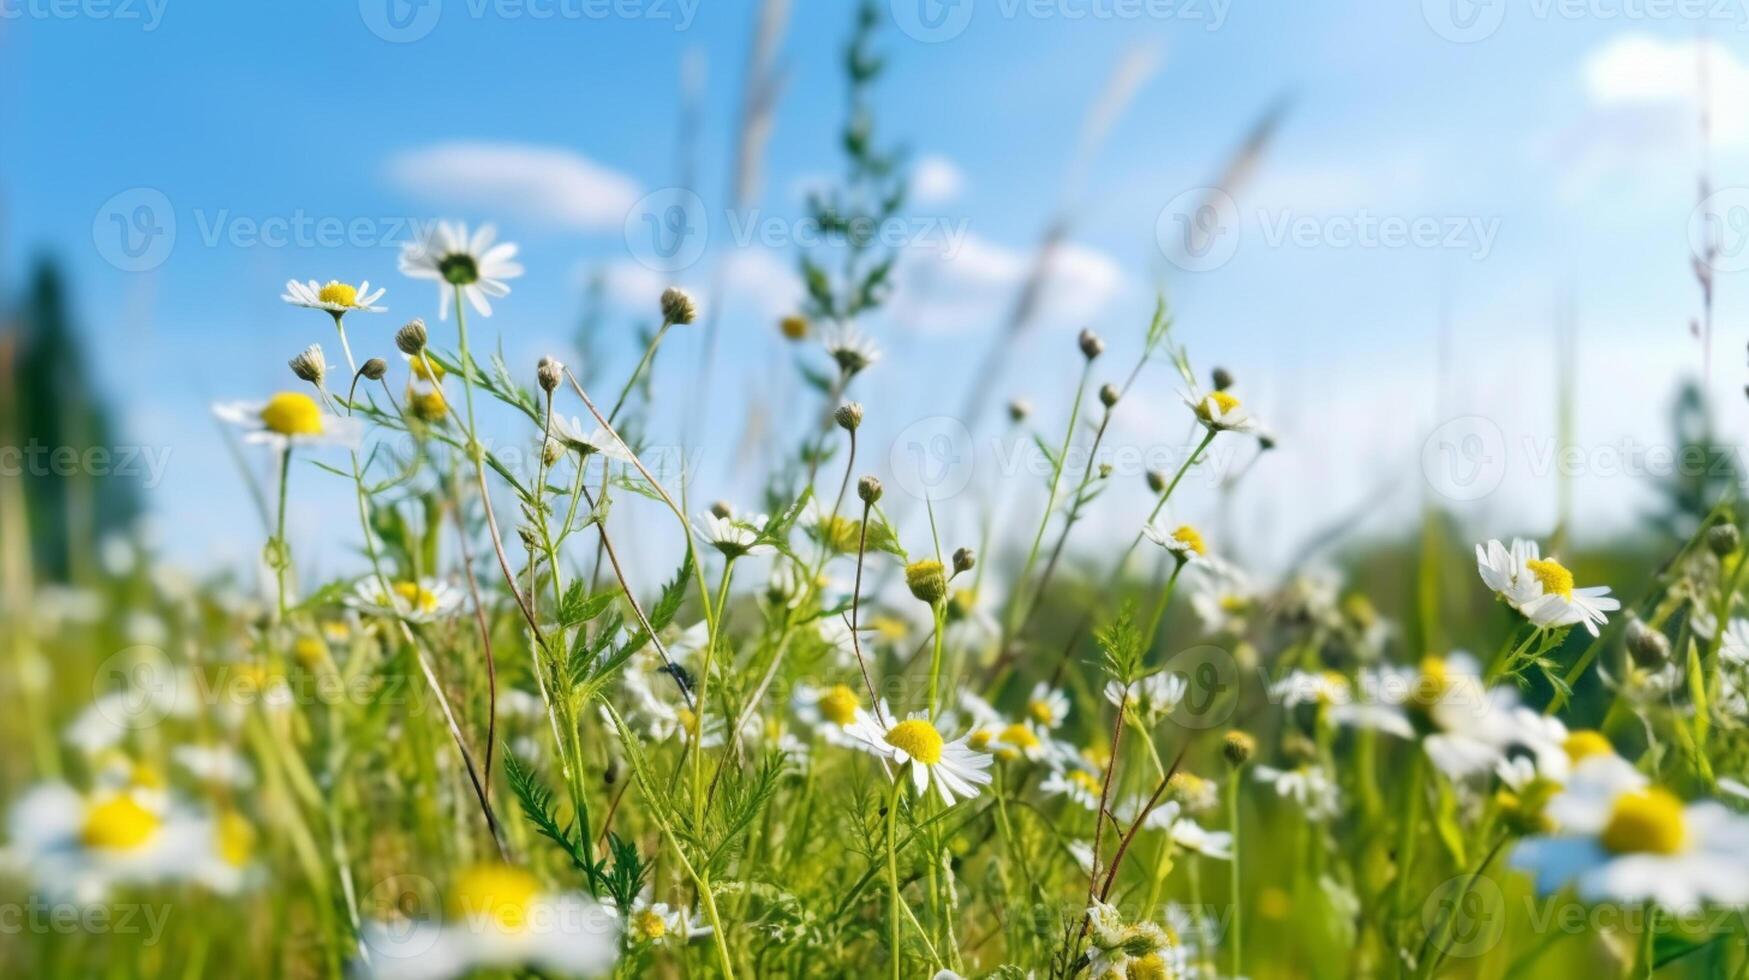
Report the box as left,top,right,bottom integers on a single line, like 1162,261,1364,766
5,258,142,582
1644,380,1737,540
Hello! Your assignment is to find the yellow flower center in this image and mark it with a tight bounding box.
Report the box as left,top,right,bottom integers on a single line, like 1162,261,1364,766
885,719,944,765
1127,952,1171,980
293,635,328,666
779,315,809,340
631,908,667,942
130,761,165,790
392,581,439,613
1000,723,1040,753
1563,729,1614,764
1601,788,1687,855
1070,770,1103,795
1172,525,1207,556
259,392,323,436
968,728,994,752
1526,558,1575,600
818,685,860,727
216,811,255,867
870,615,910,642
410,356,446,382
1412,656,1451,708
80,795,160,851
1197,390,1241,421
409,387,448,422
317,281,359,307
1028,698,1059,726
451,863,541,932
676,708,701,738
1318,670,1350,705
1218,594,1248,613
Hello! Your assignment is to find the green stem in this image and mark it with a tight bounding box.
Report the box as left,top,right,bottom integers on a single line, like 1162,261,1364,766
887,776,905,980
273,445,293,625
1227,764,1244,979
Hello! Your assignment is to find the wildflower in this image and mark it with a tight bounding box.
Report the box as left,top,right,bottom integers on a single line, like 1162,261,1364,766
1025,682,1070,730
1098,382,1120,408
548,415,632,462
1254,763,1341,820
1103,670,1187,725
1084,900,1184,980
1512,755,1749,911
779,314,809,340
792,682,875,746
1183,387,1253,433
1475,538,1619,636
350,578,463,623
282,279,386,316
846,712,993,804
1270,669,1352,709
952,547,975,574
395,317,429,356
1008,398,1031,423
358,862,618,979
822,324,881,375
360,358,388,381
1143,799,1234,859
1189,559,1255,634
288,344,327,385
1040,765,1106,809
536,356,563,393
408,386,448,423
660,286,697,325
172,744,254,790
399,221,525,319
857,475,883,505
905,560,948,605
1223,730,1256,766
1142,518,1208,563
6,782,215,902
1709,521,1740,556
834,401,863,431
605,892,712,947
696,510,774,560
213,393,362,450
1626,616,1671,668
1078,328,1104,360
1212,366,1235,390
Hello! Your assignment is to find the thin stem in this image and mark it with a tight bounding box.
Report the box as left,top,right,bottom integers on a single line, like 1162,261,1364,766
887,776,905,980
273,446,293,625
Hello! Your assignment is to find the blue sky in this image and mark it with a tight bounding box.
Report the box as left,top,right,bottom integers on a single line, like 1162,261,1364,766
5,1,1749,578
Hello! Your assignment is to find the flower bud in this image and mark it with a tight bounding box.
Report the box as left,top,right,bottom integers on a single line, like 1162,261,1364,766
537,356,564,394
661,287,697,325
288,345,327,385
1098,383,1119,408
1212,366,1235,391
1709,522,1741,557
1222,730,1256,767
542,438,564,467
360,358,388,381
780,315,809,341
952,547,976,575
835,402,864,432
710,500,733,520
1146,469,1168,494
1625,615,1670,669
1008,399,1031,423
1078,329,1104,361
905,559,948,605
396,318,428,356
857,476,883,505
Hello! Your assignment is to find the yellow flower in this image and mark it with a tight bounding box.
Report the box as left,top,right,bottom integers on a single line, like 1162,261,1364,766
450,863,542,932
260,392,324,437
81,795,160,851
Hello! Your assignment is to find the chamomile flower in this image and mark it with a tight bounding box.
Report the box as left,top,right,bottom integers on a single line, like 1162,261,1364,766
845,712,993,804
791,682,874,747
1475,538,1619,636
547,414,632,462
282,279,386,316
351,577,463,623
399,221,525,319
1084,899,1181,980
1511,755,1749,911
696,510,774,560
1475,538,1544,608
821,324,881,375
358,863,618,980
1103,670,1187,725
1040,766,1107,810
1025,682,1071,730
172,743,254,790
1183,387,1254,433
1189,559,1256,635
213,393,363,451
1270,669,1353,709
5,782,215,902
1142,799,1234,859
605,894,713,947
1142,518,1209,563
1255,763,1341,821
986,720,1053,762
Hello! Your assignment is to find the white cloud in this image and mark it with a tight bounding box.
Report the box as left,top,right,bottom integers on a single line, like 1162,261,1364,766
912,155,966,207
893,233,1124,334
387,141,641,230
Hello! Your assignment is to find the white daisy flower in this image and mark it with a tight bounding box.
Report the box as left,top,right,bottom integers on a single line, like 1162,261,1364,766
1025,682,1071,730
5,783,216,903
547,414,633,462
1103,670,1187,726
603,893,713,947
1475,538,1544,608
1255,763,1341,821
985,720,1054,763
1722,618,1749,666
282,278,386,316
696,511,775,560
1475,538,1619,636
1512,755,1749,911
1182,387,1254,433
213,393,363,451
791,682,875,747
1142,799,1233,859
1188,559,1256,635
845,712,993,805
1270,669,1353,709
350,578,464,624
171,743,254,790
399,221,525,320
821,324,881,375
1330,653,1534,779
1040,766,1107,810
1142,518,1210,563
358,863,618,980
